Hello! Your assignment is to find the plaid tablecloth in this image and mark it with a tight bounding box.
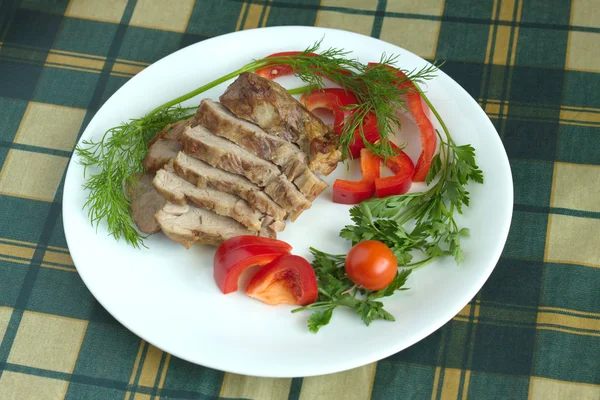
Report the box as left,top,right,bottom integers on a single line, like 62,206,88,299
1,0,599,399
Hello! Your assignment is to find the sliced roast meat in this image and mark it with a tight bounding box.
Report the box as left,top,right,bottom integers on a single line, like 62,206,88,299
150,117,194,145
182,125,311,217
153,169,266,232
155,202,258,249
143,139,182,171
219,72,341,175
262,175,310,220
126,172,166,234
195,99,328,200
182,125,279,186
144,116,194,171
261,215,285,233
196,99,306,175
173,152,286,221
291,168,328,201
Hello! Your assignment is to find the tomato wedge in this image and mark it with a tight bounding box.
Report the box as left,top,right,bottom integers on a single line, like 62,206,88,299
246,255,318,306
301,88,380,159
213,237,292,294
332,148,380,204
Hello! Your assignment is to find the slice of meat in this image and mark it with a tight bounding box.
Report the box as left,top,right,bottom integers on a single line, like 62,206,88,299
126,172,166,234
181,125,311,216
262,175,310,219
219,72,341,175
196,99,306,174
153,169,265,232
144,116,194,171
261,215,285,233
143,139,182,171
182,125,279,186
173,152,286,221
150,117,194,145
155,202,258,249
195,99,328,200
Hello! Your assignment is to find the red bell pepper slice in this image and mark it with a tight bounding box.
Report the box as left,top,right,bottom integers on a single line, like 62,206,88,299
354,113,381,159
332,148,380,204
301,88,354,132
254,51,317,80
214,235,292,264
245,255,318,306
375,143,415,197
368,63,436,182
405,86,436,182
301,88,380,159
213,239,292,294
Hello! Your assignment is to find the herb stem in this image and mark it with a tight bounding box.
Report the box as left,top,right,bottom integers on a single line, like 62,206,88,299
291,302,338,313
147,64,262,115
341,284,357,295
414,84,450,140
287,84,319,95
396,204,423,225
404,257,434,270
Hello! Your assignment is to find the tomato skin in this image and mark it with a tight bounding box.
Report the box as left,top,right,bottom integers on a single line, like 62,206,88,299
345,241,397,290
214,235,292,264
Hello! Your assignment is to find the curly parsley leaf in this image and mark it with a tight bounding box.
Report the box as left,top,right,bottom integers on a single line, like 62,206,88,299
369,269,411,300
308,308,335,333
338,117,484,272
293,250,412,333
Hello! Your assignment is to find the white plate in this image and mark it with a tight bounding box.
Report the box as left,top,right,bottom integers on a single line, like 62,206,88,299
63,26,513,378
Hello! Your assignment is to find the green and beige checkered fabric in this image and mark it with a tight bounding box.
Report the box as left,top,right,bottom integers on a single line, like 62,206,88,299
0,0,599,399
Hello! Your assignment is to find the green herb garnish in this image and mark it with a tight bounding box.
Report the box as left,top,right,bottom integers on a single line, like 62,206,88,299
292,248,411,333
338,87,483,269
297,84,484,332
76,106,196,247
76,39,436,247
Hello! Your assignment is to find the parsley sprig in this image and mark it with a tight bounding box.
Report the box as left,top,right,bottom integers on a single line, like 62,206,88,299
292,248,411,333
298,85,484,332
339,87,483,269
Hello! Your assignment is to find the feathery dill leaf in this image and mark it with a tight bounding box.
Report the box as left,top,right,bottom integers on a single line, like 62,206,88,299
254,43,440,160
76,38,439,246
76,106,195,248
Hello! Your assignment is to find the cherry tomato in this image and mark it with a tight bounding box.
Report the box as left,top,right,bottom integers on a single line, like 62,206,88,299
345,240,397,290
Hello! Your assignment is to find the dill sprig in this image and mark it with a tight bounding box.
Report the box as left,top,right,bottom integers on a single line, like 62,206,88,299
76,39,439,247
258,44,439,159
76,106,196,247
